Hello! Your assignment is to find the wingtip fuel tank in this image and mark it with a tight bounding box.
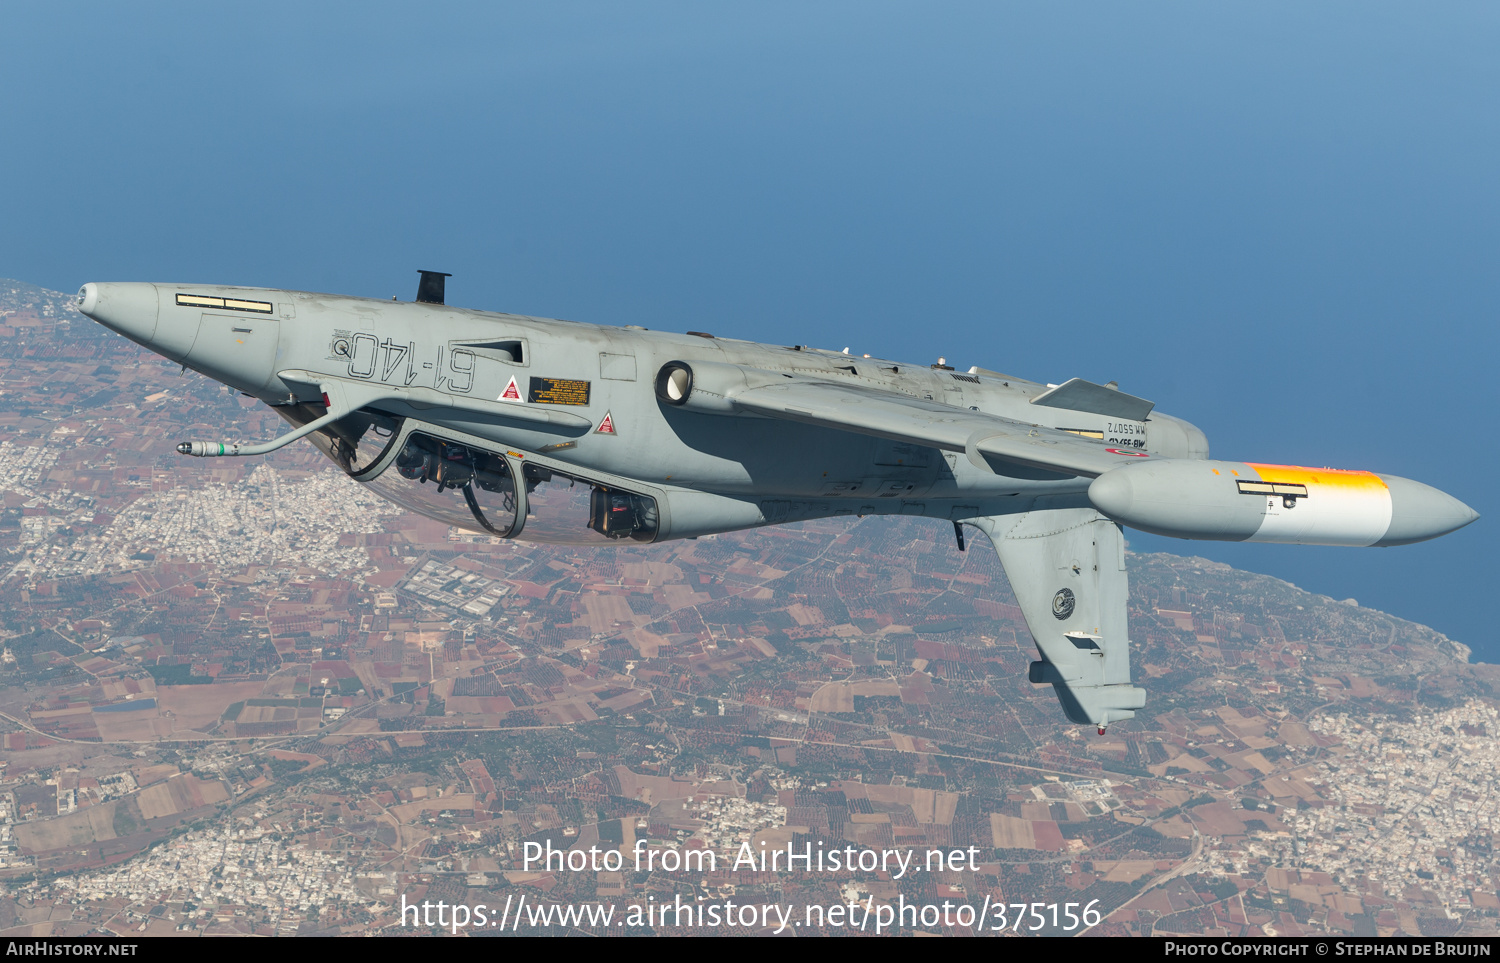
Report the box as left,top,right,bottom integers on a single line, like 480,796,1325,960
1088,459,1477,547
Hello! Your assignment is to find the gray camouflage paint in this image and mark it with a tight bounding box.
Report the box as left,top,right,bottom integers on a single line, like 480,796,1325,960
74,280,1478,729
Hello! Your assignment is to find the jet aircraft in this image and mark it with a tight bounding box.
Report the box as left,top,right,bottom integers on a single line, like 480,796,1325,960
75,273,1478,732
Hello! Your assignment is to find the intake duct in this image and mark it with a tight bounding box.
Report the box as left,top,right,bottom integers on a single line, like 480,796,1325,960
655,361,695,405
651,359,799,415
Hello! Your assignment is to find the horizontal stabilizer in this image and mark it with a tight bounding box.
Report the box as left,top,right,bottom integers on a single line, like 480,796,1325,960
1030,378,1154,421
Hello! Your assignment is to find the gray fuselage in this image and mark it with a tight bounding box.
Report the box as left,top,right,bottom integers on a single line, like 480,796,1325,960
77,281,1209,543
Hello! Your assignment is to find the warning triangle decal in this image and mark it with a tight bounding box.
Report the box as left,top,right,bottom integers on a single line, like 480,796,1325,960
595,411,616,435
498,376,522,402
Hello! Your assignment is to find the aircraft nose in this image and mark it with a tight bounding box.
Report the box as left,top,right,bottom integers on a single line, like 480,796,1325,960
1375,474,1479,546
76,282,160,346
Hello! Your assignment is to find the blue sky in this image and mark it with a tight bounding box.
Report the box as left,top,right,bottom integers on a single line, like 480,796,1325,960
3,3,1496,659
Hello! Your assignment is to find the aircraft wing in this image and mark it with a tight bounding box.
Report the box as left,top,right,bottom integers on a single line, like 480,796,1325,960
676,362,1150,478
968,509,1146,729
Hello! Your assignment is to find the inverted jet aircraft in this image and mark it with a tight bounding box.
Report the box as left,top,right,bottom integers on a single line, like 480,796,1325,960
75,273,1478,732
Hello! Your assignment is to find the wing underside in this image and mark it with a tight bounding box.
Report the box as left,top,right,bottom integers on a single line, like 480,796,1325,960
969,509,1146,729
668,364,1149,726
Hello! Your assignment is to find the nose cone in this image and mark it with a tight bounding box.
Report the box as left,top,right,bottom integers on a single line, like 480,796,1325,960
76,282,160,346
1374,475,1479,546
